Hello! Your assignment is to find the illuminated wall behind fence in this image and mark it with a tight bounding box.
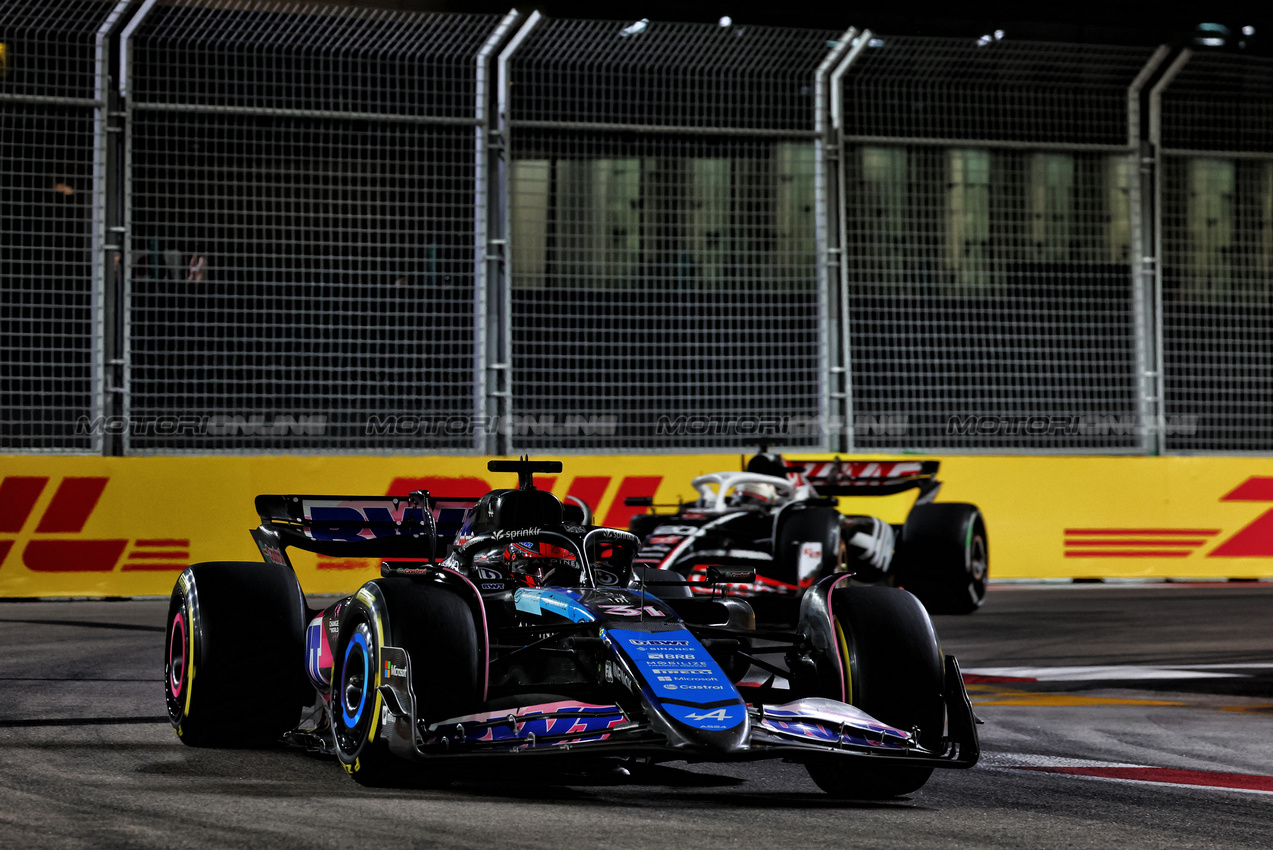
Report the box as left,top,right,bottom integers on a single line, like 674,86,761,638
2,1,1271,455
3,452,1272,598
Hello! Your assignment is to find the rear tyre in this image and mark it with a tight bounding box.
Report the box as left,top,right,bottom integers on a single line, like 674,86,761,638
164,561,310,747
805,585,945,799
333,579,480,787
891,504,988,615
775,507,842,591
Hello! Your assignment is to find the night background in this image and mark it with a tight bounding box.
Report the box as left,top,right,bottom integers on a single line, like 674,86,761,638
309,0,1270,53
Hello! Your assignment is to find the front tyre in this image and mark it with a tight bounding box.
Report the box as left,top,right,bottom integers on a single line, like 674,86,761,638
333,579,480,787
805,585,945,799
332,590,404,787
333,615,400,786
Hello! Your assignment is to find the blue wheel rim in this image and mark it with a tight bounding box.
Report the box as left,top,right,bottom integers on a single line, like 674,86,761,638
341,630,370,727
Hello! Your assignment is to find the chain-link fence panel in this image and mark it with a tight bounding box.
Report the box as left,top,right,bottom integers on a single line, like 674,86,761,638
835,37,1165,452
501,18,842,452
15,6,1272,460
123,1,505,453
1157,52,1273,453
0,0,122,452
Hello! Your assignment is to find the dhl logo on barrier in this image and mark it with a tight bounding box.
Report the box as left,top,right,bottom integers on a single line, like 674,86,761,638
0,472,663,576
314,473,662,570
1063,477,1273,560
0,476,189,573
3,454,1272,596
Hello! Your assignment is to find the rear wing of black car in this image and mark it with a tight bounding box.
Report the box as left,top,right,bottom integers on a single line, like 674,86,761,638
250,493,480,568
786,458,943,501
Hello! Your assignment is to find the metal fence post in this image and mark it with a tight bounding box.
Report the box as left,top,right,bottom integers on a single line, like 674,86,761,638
116,0,159,456
94,1,140,455
1148,50,1191,457
475,10,523,455
814,27,857,453
829,30,871,452
1127,46,1170,455
496,11,542,456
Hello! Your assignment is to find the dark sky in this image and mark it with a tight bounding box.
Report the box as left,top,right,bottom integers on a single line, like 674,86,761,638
347,0,1270,52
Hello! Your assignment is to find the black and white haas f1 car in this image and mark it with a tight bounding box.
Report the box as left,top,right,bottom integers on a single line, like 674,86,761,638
164,459,978,798
627,453,988,618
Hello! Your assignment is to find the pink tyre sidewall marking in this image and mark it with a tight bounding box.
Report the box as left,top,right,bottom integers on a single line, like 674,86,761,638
169,612,186,699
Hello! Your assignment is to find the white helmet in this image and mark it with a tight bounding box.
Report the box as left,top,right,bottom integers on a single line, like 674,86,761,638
731,481,777,507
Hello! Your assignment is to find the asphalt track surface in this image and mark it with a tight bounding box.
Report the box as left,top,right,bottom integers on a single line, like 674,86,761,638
2,582,1272,849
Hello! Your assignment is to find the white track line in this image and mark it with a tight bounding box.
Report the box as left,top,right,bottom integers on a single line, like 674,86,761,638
981,753,1273,797
963,665,1245,681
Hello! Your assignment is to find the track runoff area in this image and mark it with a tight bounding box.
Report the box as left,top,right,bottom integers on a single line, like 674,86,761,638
0,579,1270,848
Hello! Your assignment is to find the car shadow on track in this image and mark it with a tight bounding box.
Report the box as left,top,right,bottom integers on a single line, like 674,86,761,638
0,715,170,727
0,617,164,632
452,762,744,790
445,764,925,809
129,748,927,809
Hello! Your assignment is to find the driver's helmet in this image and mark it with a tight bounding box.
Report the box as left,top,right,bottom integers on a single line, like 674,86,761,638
730,481,777,507
503,540,580,587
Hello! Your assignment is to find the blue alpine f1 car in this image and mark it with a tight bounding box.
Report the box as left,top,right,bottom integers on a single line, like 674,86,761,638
164,459,979,798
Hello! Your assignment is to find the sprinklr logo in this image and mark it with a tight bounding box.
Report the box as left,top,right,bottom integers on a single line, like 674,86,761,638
0,476,188,572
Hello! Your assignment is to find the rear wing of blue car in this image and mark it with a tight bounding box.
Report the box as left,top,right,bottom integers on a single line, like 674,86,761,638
250,493,480,567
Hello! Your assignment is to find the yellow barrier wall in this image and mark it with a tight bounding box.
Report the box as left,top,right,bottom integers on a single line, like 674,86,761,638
1,454,1271,598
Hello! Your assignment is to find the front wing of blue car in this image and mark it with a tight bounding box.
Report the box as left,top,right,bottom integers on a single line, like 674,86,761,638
372,642,979,771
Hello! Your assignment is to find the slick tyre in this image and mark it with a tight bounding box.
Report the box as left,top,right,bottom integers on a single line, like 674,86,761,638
891,504,988,615
805,585,945,799
165,561,310,747
333,579,480,787
775,507,842,590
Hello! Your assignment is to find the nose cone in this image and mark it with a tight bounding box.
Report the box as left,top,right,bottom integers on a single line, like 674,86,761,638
662,700,750,752
605,626,751,753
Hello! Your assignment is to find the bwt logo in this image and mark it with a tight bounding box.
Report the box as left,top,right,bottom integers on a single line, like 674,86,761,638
0,477,188,573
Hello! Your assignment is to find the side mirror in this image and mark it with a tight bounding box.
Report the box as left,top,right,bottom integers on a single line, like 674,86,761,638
706,566,756,585
624,496,654,507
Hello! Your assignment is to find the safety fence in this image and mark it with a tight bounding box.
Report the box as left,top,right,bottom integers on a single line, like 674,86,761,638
1154,51,1273,453
2,1,1271,455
